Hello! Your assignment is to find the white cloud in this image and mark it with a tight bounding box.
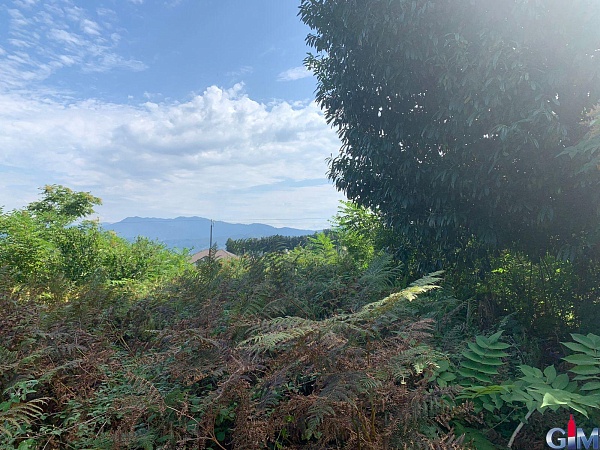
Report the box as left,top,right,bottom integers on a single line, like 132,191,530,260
278,66,312,82
0,0,147,90
226,65,253,79
80,19,102,36
13,0,38,8
48,28,85,47
0,85,344,228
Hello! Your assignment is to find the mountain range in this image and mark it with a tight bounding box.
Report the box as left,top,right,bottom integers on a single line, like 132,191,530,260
101,216,316,251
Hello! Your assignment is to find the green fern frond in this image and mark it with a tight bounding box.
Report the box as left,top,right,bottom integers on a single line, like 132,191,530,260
409,270,444,288
239,273,442,352
0,397,47,438
239,295,269,317
240,325,317,351
240,316,319,350
383,344,446,384
304,402,335,440
354,272,442,319
0,345,17,375
358,253,400,291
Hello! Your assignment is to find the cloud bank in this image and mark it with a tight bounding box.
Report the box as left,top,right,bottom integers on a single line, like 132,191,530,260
0,84,343,229
0,0,344,229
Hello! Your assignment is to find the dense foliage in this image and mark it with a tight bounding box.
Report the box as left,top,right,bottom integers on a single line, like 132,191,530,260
225,235,315,256
2,187,600,449
299,0,600,254
0,185,190,301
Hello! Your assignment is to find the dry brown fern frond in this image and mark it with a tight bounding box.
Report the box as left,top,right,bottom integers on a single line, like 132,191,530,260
123,370,166,414
404,431,471,450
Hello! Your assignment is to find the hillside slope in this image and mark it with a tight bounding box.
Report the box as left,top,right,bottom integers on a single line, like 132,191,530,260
102,216,316,250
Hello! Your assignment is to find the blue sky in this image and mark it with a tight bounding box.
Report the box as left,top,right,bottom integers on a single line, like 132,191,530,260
0,0,344,229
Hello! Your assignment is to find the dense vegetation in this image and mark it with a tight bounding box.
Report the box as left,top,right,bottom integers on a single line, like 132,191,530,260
300,0,600,256
1,188,600,449
3,2,600,448
225,235,316,257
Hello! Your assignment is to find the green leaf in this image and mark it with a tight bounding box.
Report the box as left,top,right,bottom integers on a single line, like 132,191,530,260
519,365,543,378
576,394,600,407
461,360,499,375
571,333,597,350
487,330,504,343
462,385,509,396
563,354,599,365
543,366,557,383
482,402,496,412
467,342,487,357
438,372,457,382
568,403,590,418
458,367,492,383
465,340,509,358
436,360,450,371
476,336,490,349
580,382,600,391
507,390,534,403
562,341,598,356
486,341,511,350
570,365,600,376
462,350,504,365
541,391,569,407
587,334,600,348
551,374,570,390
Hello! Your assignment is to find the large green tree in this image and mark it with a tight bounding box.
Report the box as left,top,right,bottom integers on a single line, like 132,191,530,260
300,0,600,255
26,184,102,227
0,185,190,297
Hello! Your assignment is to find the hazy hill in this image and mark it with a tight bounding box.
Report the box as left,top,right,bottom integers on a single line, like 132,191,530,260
101,216,316,250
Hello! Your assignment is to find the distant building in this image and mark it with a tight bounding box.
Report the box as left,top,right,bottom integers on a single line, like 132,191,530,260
189,249,238,264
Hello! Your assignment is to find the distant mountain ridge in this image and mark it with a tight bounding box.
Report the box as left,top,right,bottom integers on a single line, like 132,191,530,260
101,216,316,251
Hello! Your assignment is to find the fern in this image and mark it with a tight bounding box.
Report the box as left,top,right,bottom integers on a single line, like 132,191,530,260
387,344,447,384
239,272,443,353
357,253,400,291
355,271,443,319
319,372,367,404
304,402,336,440
240,316,322,352
0,397,47,438
123,371,166,414
0,345,17,376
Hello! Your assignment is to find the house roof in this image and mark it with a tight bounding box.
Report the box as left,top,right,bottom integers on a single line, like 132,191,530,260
190,249,238,263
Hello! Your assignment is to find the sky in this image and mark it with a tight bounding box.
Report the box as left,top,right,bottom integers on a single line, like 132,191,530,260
0,0,345,230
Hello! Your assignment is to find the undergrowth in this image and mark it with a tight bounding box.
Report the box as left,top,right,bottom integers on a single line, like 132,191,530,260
2,191,600,449
0,246,484,449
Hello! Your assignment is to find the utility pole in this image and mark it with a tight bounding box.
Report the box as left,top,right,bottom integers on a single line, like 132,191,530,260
209,219,214,259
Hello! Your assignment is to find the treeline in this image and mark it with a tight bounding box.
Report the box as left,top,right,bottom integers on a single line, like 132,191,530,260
225,233,334,256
